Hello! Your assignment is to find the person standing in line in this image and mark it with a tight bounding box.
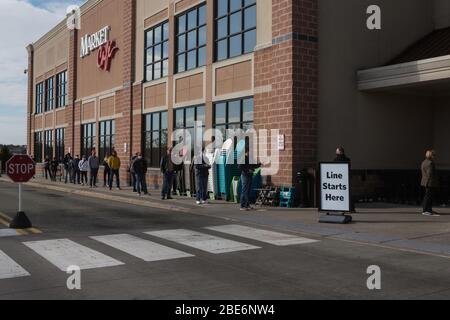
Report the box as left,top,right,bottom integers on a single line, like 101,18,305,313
238,152,261,211
334,147,355,213
63,153,72,184
421,150,440,216
129,152,139,193
72,155,81,185
194,149,211,205
88,149,100,188
44,156,51,180
78,155,89,186
107,150,121,190
132,152,149,196
160,147,175,200
50,157,59,182
102,155,110,187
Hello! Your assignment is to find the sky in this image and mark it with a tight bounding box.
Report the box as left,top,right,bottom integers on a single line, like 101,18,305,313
0,0,84,145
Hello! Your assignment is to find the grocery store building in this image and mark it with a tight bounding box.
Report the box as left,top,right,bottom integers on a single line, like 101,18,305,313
26,0,450,204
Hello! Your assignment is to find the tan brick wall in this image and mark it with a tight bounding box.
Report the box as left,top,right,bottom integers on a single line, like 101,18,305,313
175,73,203,104
216,60,252,96
144,83,166,109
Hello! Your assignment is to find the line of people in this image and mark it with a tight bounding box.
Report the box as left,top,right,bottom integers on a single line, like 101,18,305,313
59,149,122,189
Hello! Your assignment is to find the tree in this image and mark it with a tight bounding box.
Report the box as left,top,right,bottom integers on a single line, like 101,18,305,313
0,146,12,172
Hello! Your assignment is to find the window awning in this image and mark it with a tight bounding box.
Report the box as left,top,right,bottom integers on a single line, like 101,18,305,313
357,27,450,94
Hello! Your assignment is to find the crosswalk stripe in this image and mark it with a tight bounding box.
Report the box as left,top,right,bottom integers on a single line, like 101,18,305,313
206,225,320,246
0,250,30,280
23,239,124,271
145,229,260,254
0,229,21,238
91,234,194,262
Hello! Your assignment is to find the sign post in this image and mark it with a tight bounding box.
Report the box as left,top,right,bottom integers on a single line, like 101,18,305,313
6,155,35,229
318,162,353,224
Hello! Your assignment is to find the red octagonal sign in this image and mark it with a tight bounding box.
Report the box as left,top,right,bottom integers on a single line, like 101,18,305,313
6,155,36,183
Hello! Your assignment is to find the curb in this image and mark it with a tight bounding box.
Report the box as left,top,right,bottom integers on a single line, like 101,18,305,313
0,177,191,214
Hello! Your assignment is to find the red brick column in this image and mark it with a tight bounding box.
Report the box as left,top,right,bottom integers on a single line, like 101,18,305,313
67,29,78,155
254,0,318,187
26,45,34,157
115,0,136,181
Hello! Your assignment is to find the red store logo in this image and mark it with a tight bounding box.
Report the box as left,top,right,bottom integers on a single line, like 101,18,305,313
97,40,118,71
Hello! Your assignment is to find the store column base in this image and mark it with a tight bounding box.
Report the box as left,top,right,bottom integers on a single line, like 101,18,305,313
9,212,32,229
319,214,352,224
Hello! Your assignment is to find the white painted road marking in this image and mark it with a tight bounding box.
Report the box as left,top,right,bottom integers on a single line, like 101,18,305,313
0,250,30,280
23,239,124,271
0,229,21,238
206,225,320,246
145,229,260,254
91,234,194,262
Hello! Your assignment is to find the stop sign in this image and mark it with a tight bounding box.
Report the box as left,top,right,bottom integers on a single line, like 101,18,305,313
6,155,36,183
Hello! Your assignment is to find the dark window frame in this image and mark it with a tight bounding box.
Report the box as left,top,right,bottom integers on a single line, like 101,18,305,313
44,130,54,160
175,3,207,73
214,0,257,61
81,122,97,159
144,21,170,82
213,96,254,140
56,71,67,108
35,82,44,114
143,111,168,168
44,76,54,112
99,120,115,161
55,128,65,162
174,105,205,157
34,131,43,162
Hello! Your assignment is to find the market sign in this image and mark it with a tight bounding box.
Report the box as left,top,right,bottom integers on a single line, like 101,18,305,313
319,162,350,212
80,26,118,71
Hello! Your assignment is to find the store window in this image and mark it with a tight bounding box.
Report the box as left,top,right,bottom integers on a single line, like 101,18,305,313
55,128,65,162
56,71,67,108
99,120,115,161
44,130,54,160
213,97,254,139
143,111,168,168
35,82,44,114
44,77,54,112
176,4,207,73
34,131,43,163
174,105,205,156
145,21,169,81
215,0,256,61
81,123,96,158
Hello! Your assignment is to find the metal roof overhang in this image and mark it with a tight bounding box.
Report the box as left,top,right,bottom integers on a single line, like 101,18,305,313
357,55,450,95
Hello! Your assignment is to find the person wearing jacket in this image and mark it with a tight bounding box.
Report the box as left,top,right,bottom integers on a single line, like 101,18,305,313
238,152,261,211
421,150,440,216
44,156,51,180
50,157,59,182
160,147,175,200
194,149,211,205
63,153,73,184
72,155,81,185
88,149,100,188
102,155,110,187
78,155,89,186
107,150,121,190
132,152,149,196
129,153,139,192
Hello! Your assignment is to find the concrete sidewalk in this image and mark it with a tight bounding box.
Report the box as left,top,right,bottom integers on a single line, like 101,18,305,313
2,176,450,258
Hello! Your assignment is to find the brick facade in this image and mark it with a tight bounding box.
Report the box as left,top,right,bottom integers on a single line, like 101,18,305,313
26,0,319,192
254,0,318,187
